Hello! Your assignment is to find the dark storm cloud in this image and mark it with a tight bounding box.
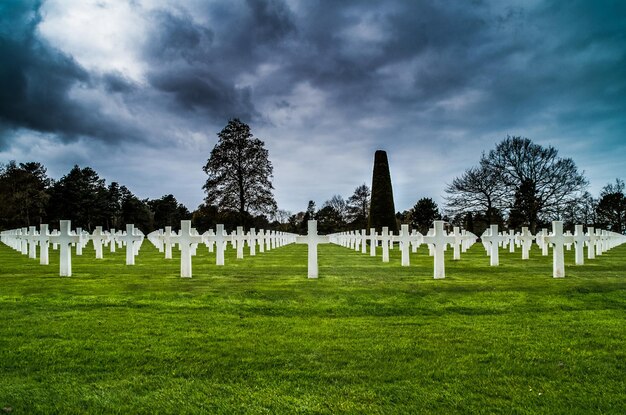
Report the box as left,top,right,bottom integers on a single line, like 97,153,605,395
2,0,624,210
147,69,256,120
102,72,137,94
0,0,143,149
141,7,261,122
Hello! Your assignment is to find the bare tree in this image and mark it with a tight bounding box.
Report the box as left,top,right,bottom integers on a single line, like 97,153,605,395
445,164,505,225
481,136,587,232
561,191,597,230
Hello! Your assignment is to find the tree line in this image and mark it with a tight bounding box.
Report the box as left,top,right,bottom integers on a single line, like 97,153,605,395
0,162,190,233
444,136,624,234
3,123,623,236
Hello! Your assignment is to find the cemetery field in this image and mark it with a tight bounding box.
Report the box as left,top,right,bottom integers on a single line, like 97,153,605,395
1,243,625,414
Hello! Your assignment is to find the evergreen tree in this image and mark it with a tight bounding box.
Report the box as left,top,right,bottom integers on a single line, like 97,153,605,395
346,184,370,229
148,194,191,230
48,165,108,231
410,197,441,234
0,161,51,229
368,150,398,233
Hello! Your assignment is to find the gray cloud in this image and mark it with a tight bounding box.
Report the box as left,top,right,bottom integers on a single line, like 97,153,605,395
1,0,624,211
0,0,147,147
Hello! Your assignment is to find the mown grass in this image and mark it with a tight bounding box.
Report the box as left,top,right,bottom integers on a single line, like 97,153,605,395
1,240,625,414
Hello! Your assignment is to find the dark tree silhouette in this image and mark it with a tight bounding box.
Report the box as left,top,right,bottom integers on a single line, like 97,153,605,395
0,161,51,229
346,184,370,229
445,164,504,226
410,197,442,234
446,136,588,233
368,150,398,233
48,165,109,231
203,119,277,225
148,194,191,230
482,136,587,232
596,179,625,233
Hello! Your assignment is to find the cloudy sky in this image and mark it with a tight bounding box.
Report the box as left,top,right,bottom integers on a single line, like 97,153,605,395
1,0,624,214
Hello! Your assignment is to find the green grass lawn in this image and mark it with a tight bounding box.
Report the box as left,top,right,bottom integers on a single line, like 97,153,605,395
1,241,625,414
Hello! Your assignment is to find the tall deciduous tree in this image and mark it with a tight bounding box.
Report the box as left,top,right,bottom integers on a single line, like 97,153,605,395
203,119,277,224
482,136,587,232
445,164,504,225
447,136,588,233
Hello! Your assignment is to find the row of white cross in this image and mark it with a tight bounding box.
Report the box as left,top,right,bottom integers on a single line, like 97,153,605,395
331,221,625,278
480,222,625,278
0,220,297,278
328,222,478,279
1,219,624,279
1,222,145,276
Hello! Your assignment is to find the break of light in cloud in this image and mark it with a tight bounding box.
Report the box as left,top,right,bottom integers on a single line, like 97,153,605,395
1,0,624,213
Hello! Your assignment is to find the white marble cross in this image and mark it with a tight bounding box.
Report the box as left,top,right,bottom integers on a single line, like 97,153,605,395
211,224,228,266
50,220,80,277
257,229,265,253
270,231,276,250
506,230,516,253
517,227,534,260
119,224,144,265
263,230,271,251
20,228,27,255
421,220,455,279
173,220,204,278
368,228,377,257
162,226,176,259
295,220,329,279
360,229,368,254
536,228,549,256
108,228,117,252
248,228,257,256
425,228,435,256
379,227,391,262
50,229,59,250
35,224,50,265
202,229,214,253
572,224,587,265
450,226,463,260
233,226,246,259
75,227,85,256
596,229,604,256
545,221,573,278
411,230,422,253
586,227,597,259
395,224,412,266
481,225,507,266
91,226,107,259
26,226,38,259
353,231,361,252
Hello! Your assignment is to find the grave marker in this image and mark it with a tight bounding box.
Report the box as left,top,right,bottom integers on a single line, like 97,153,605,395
50,220,80,277
545,221,573,278
421,220,455,279
295,220,329,279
